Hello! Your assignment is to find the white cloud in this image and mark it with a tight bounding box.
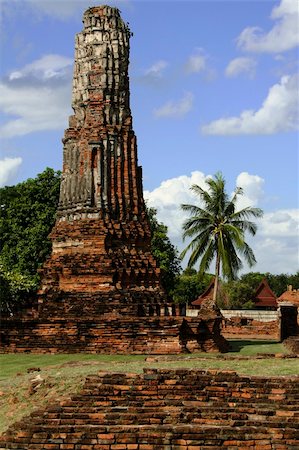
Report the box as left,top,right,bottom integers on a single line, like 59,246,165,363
184,48,216,81
144,60,168,78
9,54,73,81
259,209,299,238
145,171,298,274
236,172,265,208
237,0,299,53
145,171,209,239
185,49,207,74
251,209,299,273
0,157,22,187
154,92,194,118
225,57,257,78
201,74,299,135
0,55,72,138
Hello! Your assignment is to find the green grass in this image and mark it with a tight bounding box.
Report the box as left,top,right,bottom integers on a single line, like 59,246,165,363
226,339,287,355
0,340,297,434
0,340,288,379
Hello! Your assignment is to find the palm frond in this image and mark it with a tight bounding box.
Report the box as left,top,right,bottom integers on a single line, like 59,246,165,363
230,219,257,236
198,239,216,276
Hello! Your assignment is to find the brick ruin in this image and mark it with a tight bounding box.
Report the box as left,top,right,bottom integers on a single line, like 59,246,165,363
1,369,298,449
0,6,228,354
38,5,163,312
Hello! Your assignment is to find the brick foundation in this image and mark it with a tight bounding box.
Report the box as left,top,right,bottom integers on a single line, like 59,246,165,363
1,369,298,449
0,316,228,354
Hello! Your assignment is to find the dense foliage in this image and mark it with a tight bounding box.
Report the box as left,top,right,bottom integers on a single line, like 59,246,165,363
172,269,213,305
0,168,61,313
217,280,255,310
147,207,181,294
0,168,61,275
217,272,299,310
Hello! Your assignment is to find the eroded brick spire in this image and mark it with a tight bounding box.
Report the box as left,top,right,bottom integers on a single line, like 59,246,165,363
58,6,144,221
38,6,163,301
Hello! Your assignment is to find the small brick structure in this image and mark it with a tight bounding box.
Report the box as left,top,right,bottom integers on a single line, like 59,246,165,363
0,369,298,449
220,311,280,340
0,6,228,354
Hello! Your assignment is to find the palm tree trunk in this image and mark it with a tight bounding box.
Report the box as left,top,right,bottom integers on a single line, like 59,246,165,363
213,251,220,304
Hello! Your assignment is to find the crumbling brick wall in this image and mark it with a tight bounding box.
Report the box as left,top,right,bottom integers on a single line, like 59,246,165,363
0,369,298,449
222,316,280,340
0,316,228,354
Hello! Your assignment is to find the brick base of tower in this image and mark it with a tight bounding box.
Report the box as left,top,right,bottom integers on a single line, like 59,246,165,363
38,216,162,295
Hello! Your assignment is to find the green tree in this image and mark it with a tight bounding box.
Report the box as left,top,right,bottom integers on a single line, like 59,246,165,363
180,172,263,303
172,271,213,305
240,272,265,289
265,272,298,297
147,207,181,294
0,168,61,312
219,280,255,310
0,264,37,314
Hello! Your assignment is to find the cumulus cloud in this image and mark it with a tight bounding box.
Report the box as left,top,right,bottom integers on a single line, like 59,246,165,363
145,171,210,239
137,60,169,86
201,74,299,135
237,0,299,53
145,171,298,274
185,49,207,74
0,157,22,187
184,48,216,81
9,54,73,81
235,172,265,208
259,209,299,238
251,209,299,273
154,92,194,118
225,57,257,78
144,60,168,78
0,54,72,138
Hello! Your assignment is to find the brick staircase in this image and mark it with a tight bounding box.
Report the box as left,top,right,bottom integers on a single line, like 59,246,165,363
1,369,298,449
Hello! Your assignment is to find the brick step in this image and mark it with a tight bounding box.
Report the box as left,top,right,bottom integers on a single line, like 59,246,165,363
18,409,299,431
42,403,299,419
1,370,298,449
70,392,299,407
2,423,298,448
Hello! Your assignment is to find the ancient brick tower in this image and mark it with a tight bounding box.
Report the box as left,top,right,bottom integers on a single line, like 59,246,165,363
38,6,165,317
0,6,229,354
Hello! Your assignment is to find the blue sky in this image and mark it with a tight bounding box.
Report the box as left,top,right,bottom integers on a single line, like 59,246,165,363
0,0,298,275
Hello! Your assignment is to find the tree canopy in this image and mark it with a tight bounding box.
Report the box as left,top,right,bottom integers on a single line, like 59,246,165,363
0,167,61,277
0,168,61,313
147,207,181,294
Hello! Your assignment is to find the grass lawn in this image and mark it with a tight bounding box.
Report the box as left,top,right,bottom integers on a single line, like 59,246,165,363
0,340,298,434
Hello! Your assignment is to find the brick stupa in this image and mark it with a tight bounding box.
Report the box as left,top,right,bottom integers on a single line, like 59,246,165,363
37,5,165,317
0,6,228,354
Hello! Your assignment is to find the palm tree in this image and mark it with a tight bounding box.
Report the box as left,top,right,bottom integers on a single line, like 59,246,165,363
180,172,263,304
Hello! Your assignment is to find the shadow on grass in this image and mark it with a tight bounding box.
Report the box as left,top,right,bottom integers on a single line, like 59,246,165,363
228,339,280,353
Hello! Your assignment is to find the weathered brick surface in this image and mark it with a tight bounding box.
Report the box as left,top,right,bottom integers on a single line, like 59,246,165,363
0,369,298,449
222,317,280,340
38,6,164,301
0,316,228,354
